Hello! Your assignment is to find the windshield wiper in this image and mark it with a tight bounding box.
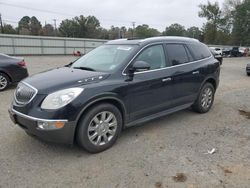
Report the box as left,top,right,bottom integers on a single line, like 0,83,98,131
73,66,96,71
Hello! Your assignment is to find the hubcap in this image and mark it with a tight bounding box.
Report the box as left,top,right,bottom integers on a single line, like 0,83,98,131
0,75,7,90
201,87,213,109
88,111,117,146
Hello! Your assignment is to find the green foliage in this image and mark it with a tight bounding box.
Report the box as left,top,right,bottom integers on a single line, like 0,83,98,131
41,24,55,36
134,24,160,38
186,26,202,39
1,24,17,34
198,1,233,44
1,2,249,46
163,23,186,36
18,16,42,35
30,16,42,35
59,15,101,38
232,0,250,45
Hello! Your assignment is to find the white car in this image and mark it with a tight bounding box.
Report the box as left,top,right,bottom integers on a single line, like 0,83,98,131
209,47,222,55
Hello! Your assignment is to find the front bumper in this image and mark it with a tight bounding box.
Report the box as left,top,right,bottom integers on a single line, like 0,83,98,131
9,108,77,144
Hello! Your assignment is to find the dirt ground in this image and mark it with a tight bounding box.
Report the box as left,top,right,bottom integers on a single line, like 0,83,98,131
0,56,250,188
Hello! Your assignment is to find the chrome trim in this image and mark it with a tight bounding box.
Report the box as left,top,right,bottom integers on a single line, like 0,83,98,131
11,108,68,122
14,81,38,105
122,42,213,75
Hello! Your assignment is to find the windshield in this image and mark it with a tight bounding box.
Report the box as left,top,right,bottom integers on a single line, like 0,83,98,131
72,44,137,72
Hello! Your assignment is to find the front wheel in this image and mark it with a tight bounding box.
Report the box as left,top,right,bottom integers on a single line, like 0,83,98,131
76,103,122,153
192,83,215,113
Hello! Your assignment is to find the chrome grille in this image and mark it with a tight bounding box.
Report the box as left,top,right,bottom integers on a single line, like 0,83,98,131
15,82,37,105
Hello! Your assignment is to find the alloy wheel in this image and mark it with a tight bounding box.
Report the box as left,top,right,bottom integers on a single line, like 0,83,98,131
201,87,213,109
87,111,117,146
0,75,8,90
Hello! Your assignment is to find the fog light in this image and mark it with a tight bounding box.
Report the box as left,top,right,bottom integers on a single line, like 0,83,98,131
37,121,65,130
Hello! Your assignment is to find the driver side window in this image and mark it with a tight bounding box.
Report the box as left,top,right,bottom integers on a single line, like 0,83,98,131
134,45,166,71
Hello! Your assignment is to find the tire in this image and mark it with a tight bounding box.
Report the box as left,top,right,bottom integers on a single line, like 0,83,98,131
192,83,215,113
0,72,10,91
76,103,122,153
247,72,250,76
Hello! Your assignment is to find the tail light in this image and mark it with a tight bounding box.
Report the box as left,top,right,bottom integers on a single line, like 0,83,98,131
18,60,27,68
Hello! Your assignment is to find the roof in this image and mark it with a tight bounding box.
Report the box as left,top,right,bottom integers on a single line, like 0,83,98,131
106,36,200,46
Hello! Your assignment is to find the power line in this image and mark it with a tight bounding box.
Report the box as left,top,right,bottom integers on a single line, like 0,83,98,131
0,2,135,25
0,2,168,30
0,2,74,17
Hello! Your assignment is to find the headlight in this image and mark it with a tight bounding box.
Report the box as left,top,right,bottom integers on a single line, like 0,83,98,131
41,88,83,110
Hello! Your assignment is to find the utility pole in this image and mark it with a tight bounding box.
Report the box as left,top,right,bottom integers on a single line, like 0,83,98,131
131,22,135,38
0,14,4,33
53,19,57,36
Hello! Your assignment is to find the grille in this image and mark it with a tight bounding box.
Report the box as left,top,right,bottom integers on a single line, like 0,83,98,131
15,82,37,105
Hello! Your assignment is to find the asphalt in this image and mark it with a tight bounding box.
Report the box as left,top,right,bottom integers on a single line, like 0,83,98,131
0,56,250,188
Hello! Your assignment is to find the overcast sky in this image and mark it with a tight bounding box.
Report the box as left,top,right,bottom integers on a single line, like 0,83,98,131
0,0,225,31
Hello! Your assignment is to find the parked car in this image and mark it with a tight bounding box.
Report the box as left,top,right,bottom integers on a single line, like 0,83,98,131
209,47,222,55
209,48,223,65
9,37,220,153
222,47,232,57
0,53,28,91
246,64,250,76
239,47,249,57
231,47,243,57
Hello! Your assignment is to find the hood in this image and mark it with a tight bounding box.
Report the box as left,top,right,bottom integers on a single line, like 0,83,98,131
23,67,109,94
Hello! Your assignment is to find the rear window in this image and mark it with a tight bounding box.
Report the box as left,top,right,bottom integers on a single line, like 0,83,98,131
165,44,189,65
187,43,211,61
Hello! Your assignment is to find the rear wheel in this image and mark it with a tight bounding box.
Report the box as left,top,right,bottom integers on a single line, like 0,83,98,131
192,83,215,113
247,72,250,76
77,103,122,153
0,73,10,91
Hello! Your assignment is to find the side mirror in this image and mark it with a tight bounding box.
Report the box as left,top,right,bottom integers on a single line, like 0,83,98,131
129,61,150,73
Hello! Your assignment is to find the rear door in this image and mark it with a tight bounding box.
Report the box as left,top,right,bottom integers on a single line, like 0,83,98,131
164,43,205,106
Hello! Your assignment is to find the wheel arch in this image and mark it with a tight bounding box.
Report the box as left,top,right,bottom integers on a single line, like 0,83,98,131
0,70,12,82
74,96,127,142
204,77,217,90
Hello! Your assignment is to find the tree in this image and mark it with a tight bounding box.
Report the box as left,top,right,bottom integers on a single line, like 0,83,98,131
59,15,101,38
135,24,160,38
59,19,78,37
198,1,226,44
30,16,42,35
2,24,17,34
186,26,202,39
18,16,31,35
163,23,186,36
41,24,54,36
231,0,250,45
84,16,101,38
17,16,42,35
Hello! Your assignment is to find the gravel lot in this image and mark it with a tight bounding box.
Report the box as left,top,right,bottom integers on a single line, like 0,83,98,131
0,56,250,188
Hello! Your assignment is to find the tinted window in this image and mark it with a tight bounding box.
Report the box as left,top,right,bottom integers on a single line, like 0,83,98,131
165,44,189,65
187,43,211,60
135,45,166,70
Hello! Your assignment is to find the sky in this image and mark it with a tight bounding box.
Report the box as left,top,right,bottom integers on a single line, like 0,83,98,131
0,0,225,32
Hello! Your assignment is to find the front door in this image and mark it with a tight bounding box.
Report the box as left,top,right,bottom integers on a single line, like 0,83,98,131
125,44,174,122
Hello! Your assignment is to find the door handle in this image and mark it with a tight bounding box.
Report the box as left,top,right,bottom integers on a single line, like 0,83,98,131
192,71,200,75
162,77,172,82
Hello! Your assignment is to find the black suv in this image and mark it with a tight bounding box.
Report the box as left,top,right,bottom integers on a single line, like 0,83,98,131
9,37,220,153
